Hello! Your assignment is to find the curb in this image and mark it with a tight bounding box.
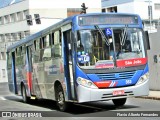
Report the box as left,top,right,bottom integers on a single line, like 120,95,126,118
136,96,160,100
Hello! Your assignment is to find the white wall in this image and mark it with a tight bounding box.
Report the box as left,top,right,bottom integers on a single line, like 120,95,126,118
0,0,28,16
117,2,134,13
117,2,148,19
29,0,101,9
0,61,7,82
133,2,148,19
147,27,160,90
103,0,160,20
0,0,29,34
134,1,160,20
29,9,66,33
28,0,101,33
0,21,29,33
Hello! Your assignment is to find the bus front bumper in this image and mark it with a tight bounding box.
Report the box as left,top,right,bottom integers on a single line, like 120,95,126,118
76,79,149,103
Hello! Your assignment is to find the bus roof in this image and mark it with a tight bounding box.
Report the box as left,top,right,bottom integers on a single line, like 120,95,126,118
6,12,141,53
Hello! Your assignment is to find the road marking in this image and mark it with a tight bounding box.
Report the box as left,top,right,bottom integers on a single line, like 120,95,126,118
0,96,6,100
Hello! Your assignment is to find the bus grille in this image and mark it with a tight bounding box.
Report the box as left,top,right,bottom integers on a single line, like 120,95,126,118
96,71,136,80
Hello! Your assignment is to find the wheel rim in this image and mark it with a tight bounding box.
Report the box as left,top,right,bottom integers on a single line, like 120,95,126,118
58,91,64,106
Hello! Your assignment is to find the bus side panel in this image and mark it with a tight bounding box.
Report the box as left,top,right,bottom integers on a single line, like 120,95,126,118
32,49,50,99
45,58,65,100
32,48,65,100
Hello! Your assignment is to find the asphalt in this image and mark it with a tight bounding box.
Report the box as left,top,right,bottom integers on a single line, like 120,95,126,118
0,82,160,100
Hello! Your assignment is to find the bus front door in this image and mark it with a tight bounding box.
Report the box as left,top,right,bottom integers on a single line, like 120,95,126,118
63,30,76,100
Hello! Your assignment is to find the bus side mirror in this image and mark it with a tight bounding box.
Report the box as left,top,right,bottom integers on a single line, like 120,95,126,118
144,31,150,50
153,55,158,63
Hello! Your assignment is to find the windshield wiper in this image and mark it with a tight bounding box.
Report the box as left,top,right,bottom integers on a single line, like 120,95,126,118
120,27,128,46
94,25,110,46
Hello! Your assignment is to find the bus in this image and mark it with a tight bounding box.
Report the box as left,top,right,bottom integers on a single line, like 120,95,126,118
7,13,150,111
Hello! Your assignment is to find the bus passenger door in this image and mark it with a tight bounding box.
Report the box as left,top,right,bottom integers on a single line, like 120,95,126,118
11,52,18,94
63,29,75,100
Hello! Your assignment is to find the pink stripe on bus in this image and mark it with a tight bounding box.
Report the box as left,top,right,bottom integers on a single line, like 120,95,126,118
26,72,32,92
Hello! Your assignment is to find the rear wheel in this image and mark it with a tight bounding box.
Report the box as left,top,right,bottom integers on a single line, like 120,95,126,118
112,98,127,107
55,85,68,111
21,85,30,103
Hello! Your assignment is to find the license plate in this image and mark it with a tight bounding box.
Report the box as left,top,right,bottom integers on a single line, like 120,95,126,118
113,90,125,96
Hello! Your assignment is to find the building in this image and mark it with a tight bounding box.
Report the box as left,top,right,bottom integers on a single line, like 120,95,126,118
0,0,101,82
102,0,160,32
147,27,160,90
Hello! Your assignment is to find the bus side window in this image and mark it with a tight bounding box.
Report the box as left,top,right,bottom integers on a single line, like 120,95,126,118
42,48,52,61
22,46,26,65
50,33,54,46
32,39,39,63
38,38,44,62
42,34,50,48
20,46,24,65
50,32,55,59
15,47,23,66
54,30,61,57
39,49,44,62
39,38,43,49
36,39,40,50
34,40,36,51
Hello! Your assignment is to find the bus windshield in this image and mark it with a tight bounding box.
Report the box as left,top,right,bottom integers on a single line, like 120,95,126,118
76,28,146,69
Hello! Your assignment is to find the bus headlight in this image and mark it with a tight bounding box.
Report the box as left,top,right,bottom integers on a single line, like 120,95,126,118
136,72,149,85
77,77,98,89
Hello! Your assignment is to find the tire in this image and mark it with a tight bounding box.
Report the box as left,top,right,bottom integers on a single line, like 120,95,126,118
21,85,30,103
112,98,127,107
55,85,68,112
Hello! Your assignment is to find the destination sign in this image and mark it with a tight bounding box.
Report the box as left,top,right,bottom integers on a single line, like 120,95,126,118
79,15,139,26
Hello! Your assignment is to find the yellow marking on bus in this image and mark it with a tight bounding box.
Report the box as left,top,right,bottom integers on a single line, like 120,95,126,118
30,96,36,99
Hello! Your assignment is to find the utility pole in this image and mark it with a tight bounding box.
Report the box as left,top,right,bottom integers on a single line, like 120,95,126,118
149,0,152,32
145,0,152,32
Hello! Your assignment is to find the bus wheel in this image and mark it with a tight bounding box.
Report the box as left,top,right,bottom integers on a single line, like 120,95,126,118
112,98,127,107
56,85,68,112
21,85,30,103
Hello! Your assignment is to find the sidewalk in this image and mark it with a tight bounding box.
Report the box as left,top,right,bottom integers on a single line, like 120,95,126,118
137,91,160,100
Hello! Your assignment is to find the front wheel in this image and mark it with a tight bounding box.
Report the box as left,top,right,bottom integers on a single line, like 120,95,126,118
55,85,68,112
112,98,127,107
